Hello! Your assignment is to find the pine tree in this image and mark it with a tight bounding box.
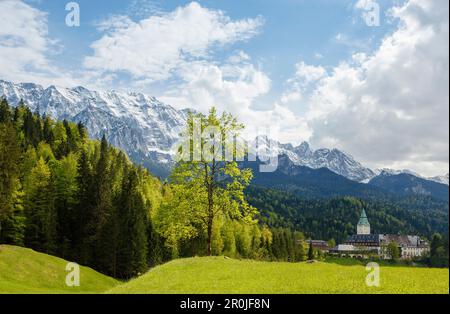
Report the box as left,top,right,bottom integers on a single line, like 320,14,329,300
0,98,12,123
42,115,54,145
91,135,117,274
117,168,148,278
75,148,94,263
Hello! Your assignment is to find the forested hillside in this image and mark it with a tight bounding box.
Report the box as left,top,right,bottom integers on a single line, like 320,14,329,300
0,99,168,278
0,100,308,278
248,186,449,243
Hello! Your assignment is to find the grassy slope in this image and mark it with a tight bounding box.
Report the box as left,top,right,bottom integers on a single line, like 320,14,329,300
0,245,119,294
109,256,449,294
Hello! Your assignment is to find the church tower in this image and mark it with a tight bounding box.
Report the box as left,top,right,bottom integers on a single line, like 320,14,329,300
357,209,370,235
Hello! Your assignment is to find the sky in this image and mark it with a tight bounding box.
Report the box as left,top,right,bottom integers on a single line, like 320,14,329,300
0,0,448,177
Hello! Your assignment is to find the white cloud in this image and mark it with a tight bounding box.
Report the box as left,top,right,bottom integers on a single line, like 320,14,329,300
158,55,311,145
280,62,326,105
0,1,50,81
0,0,80,86
82,1,307,145
298,0,449,176
84,1,264,82
294,62,327,84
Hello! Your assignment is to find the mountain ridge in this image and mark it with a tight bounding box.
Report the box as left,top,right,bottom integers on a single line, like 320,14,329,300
1,79,447,184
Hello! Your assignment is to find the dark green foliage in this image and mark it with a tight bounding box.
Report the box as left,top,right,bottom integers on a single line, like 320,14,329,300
268,228,305,262
116,168,148,278
0,111,23,243
386,242,400,261
0,100,160,279
429,233,449,267
369,173,449,202
247,186,448,243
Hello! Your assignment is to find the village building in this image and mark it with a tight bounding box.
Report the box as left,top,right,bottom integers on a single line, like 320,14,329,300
309,240,330,252
330,209,430,260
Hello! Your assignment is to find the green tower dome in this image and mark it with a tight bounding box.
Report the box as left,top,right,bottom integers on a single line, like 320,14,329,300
358,209,370,226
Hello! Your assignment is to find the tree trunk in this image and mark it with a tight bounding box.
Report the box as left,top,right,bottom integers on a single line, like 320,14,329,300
207,219,212,256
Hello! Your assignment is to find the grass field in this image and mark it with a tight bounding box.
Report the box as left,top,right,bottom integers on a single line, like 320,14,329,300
108,256,449,294
0,245,119,294
1,246,448,294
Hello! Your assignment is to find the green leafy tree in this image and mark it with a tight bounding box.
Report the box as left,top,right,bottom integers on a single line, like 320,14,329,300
24,157,57,254
168,108,257,256
328,238,336,249
387,242,400,260
53,153,79,258
430,234,449,267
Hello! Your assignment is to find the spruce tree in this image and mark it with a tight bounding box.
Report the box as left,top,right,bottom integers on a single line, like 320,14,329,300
117,168,148,278
75,148,94,263
91,135,117,274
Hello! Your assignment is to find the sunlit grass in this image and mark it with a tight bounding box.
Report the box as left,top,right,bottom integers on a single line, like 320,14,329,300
0,245,119,294
109,256,449,294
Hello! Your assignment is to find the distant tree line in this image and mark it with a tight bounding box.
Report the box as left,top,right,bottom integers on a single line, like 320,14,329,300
247,186,449,243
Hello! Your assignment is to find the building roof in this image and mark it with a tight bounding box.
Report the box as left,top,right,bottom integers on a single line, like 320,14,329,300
344,234,429,248
358,209,370,226
380,234,428,248
346,234,381,246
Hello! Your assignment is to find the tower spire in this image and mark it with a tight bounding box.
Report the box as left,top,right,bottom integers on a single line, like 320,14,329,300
357,209,370,235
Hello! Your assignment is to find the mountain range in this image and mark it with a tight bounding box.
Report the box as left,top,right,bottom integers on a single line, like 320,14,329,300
1,79,448,193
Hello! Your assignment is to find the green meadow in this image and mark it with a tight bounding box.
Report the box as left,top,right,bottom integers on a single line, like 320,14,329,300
1,245,448,294
0,245,119,294
109,256,449,294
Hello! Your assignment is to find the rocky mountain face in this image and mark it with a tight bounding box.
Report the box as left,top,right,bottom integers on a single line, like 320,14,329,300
252,135,375,182
1,79,447,186
0,79,188,177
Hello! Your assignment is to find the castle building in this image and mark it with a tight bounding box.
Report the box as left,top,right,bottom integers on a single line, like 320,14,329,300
330,209,430,260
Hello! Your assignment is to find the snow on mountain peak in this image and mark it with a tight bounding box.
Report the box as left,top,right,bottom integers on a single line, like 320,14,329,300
428,173,449,186
1,79,443,183
0,79,188,165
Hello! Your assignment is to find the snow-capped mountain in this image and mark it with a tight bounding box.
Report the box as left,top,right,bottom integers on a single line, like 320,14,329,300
372,169,449,186
428,174,449,186
252,135,375,182
1,79,445,184
0,79,188,176
374,168,422,178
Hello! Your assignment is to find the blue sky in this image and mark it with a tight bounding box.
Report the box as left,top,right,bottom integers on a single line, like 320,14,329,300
31,0,398,102
1,0,448,176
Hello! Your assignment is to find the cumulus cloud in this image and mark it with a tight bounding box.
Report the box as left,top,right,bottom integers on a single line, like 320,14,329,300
296,0,449,176
158,53,310,145
281,62,326,105
0,0,80,86
0,1,51,81
84,1,264,81
83,1,309,145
